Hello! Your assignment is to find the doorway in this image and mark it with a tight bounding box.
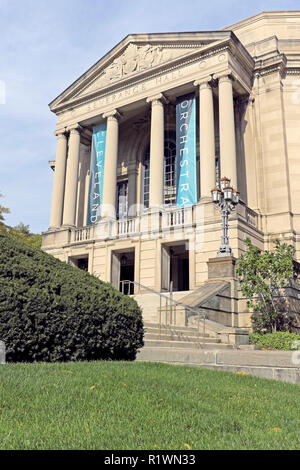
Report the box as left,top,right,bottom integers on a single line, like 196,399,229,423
111,249,135,295
161,243,189,292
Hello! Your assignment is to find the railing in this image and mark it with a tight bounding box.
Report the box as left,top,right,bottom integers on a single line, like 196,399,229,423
120,279,207,349
73,227,91,242
118,218,136,236
162,206,193,230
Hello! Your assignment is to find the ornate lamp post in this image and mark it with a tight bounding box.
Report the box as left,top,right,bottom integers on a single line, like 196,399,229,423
211,177,240,257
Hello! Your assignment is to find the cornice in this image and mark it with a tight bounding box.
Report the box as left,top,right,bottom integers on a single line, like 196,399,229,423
254,53,287,77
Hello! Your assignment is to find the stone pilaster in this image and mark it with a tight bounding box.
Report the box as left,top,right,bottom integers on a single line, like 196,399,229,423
49,132,68,229
62,126,81,227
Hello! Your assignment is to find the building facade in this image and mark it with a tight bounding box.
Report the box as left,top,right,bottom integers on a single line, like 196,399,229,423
43,11,300,329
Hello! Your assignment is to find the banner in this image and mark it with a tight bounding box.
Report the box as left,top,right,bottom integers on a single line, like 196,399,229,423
86,122,107,225
176,93,197,208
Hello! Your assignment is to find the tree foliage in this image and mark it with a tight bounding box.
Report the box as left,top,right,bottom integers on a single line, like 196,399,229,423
0,192,10,232
236,238,296,333
0,193,42,248
0,232,144,363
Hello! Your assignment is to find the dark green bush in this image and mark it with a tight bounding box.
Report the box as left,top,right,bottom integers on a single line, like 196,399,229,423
250,332,300,351
0,232,144,362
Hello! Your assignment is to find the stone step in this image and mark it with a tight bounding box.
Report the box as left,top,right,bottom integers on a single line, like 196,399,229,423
144,339,233,350
144,322,200,333
145,333,216,342
144,327,208,338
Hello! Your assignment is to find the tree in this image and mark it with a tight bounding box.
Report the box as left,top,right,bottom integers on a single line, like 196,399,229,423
0,193,42,248
9,223,42,249
0,192,10,232
236,238,296,333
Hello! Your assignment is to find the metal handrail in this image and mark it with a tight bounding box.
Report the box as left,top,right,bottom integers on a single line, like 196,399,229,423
120,279,206,348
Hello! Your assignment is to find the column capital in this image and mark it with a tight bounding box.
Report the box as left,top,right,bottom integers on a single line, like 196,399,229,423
103,109,122,121
213,68,234,83
66,124,83,135
54,130,67,139
146,93,169,106
194,75,213,89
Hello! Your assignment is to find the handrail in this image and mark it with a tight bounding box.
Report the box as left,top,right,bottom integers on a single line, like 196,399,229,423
120,279,206,348
120,279,205,318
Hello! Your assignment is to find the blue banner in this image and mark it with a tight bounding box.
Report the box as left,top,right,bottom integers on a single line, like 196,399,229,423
176,93,197,208
86,122,107,225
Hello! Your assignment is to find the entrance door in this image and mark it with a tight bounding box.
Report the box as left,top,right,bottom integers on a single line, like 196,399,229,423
161,244,189,292
111,250,135,295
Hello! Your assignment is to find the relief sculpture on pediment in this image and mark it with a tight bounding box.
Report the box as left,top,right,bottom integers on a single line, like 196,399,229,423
88,44,173,92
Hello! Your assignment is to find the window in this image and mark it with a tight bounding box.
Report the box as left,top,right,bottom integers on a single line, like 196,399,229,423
142,131,177,209
116,181,128,220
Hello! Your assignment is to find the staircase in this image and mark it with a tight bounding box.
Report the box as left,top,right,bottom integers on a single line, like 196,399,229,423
122,279,249,352
143,322,234,350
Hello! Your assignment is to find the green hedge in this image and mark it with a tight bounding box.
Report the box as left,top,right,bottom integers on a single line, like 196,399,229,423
250,332,300,351
0,232,144,362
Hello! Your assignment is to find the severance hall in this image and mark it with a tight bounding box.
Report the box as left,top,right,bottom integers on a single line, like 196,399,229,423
42,11,300,335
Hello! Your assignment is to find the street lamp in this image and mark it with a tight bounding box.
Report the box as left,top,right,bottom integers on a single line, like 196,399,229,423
211,177,240,257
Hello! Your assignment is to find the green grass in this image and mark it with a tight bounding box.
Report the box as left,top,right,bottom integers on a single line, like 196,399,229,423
0,361,299,450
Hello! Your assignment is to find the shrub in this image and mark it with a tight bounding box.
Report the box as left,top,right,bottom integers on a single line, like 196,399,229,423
250,332,300,351
0,232,144,362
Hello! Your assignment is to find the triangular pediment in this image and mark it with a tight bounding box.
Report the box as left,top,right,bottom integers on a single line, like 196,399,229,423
50,31,233,112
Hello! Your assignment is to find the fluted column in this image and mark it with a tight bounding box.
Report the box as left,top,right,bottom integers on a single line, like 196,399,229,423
102,110,121,219
146,93,167,210
195,77,216,198
62,126,81,227
49,132,68,229
215,71,237,188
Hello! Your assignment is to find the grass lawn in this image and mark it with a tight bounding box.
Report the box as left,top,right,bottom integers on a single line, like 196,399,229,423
0,361,299,450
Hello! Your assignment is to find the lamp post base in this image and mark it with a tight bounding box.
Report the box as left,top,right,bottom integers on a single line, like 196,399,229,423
217,245,233,258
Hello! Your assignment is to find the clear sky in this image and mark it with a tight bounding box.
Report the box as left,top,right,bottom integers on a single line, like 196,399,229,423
0,0,299,233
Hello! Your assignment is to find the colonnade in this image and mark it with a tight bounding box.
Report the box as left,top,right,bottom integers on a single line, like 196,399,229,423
49,72,238,229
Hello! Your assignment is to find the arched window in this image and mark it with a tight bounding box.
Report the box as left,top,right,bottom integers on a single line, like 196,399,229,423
142,131,177,209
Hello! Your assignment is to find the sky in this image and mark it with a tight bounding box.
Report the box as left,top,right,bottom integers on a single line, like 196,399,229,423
0,0,299,233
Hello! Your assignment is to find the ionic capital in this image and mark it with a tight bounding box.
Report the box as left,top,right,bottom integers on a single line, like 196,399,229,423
54,130,67,140
146,93,169,106
194,75,213,90
103,109,122,122
213,68,234,83
67,124,83,135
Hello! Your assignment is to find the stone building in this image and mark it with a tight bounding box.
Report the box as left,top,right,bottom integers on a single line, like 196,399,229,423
42,11,300,336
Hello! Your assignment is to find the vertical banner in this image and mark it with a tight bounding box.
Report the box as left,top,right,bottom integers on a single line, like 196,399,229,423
86,122,107,226
176,93,197,208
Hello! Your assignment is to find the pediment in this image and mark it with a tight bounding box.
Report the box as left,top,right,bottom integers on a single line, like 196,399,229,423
75,43,203,97
50,32,233,112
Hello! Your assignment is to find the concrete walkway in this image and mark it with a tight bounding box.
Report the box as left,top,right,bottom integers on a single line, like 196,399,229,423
137,347,300,384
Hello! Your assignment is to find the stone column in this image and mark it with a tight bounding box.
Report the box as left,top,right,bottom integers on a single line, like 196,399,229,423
146,93,168,210
49,132,68,229
102,110,121,219
215,71,237,189
195,77,216,198
62,126,81,227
